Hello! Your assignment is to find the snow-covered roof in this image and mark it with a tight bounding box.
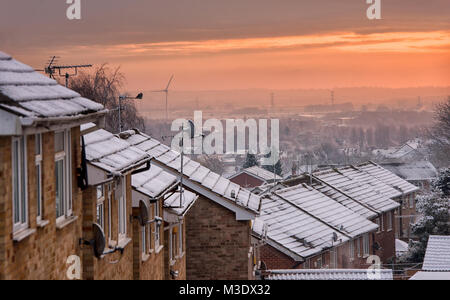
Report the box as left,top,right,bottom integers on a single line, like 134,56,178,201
163,188,198,217
118,129,262,215
274,184,378,238
313,168,400,214
337,166,402,199
409,271,450,280
422,235,450,271
256,192,350,260
357,161,419,195
380,161,438,181
312,181,378,219
132,164,178,199
0,51,105,121
230,166,282,182
84,129,150,175
265,269,393,280
396,239,409,256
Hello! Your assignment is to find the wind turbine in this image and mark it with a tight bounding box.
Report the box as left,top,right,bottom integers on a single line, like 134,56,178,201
152,75,174,122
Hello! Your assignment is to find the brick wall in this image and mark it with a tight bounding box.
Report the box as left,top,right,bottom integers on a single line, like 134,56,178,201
185,195,253,280
0,128,83,280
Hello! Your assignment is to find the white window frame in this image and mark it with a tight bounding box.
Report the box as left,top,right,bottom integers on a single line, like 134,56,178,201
409,194,414,209
142,224,148,255
154,202,161,249
376,218,381,233
330,248,337,268
96,185,105,230
363,234,370,257
179,221,183,256
387,211,393,231
35,134,43,222
55,130,72,223
357,238,361,258
118,177,127,241
107,183,113,242
12,136,28,233
349,240,354,260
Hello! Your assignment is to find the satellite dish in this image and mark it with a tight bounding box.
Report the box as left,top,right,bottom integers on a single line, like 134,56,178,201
139,200,149,226
92,223,106,259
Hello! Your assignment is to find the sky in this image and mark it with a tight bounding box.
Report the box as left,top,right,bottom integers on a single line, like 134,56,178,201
0,0,449,91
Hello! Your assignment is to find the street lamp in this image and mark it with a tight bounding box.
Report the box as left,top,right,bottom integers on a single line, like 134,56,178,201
118,93,144,132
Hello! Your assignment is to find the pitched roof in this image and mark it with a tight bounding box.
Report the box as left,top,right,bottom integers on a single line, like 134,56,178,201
337,165,402,199
380,161,438,181
274,184,378,238
265,269,393,280
422,235,450,271
257,192,349,260
0,51,105,120
118,129,262,215
163,188,199,217
231,166,282,182
409,271,450,280
84,129,150,175
357,161,419,195
313,168,400,214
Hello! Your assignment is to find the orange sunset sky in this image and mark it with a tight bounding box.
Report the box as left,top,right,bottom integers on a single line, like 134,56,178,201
1,0,449,91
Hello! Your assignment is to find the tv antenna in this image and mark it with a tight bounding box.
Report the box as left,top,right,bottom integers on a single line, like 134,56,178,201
36,56,92,87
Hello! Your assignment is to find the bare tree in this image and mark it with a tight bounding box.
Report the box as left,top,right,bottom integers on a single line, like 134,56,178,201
69,64,145,133
428,97,450,167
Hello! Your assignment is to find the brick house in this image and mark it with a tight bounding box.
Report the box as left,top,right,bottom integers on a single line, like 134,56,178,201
253,184,379,271
0,52,106,280
356,162,419,241
131,159,198,280
82,127,152,280
118,129,262,280
229,166,282,188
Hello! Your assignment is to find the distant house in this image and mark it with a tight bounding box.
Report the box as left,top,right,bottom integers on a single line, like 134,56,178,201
253,184,379,270
229,166,282,188
409,235,450,280
118,129,262,280
82,128,152,280
380,161,438,192
263,268,393,280
0,52,106,280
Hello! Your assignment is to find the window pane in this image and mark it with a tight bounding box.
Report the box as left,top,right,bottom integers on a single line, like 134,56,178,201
20,138,26,223
54,132,65,152
35,134,41,155
13,140,20,224
97,185,104,200
36,164,42,218
55,160,65,218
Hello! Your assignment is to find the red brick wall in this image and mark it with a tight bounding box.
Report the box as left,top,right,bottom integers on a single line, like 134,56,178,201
185,195,253,280
230,173,265,189
0,128,83,280
259,244,299,270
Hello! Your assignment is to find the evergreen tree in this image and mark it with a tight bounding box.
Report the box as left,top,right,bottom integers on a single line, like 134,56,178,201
243,153,258,169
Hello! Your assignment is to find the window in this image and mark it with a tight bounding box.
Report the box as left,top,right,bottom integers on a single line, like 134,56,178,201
154,203,161,249
330,248,337,268
357,238,361,257
349,240,354,260
179,222,183,255
35,134,43,221
118,177,127,240
170,227,177,261
107,183,112,242
387,211,393,231
409,194,414,209
363,234,370,256
304,259,310,268
142,225,147,254
96,185,105,229
55,130,72,222
316,257,323,269
12,136,28,232
376,218,381,233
